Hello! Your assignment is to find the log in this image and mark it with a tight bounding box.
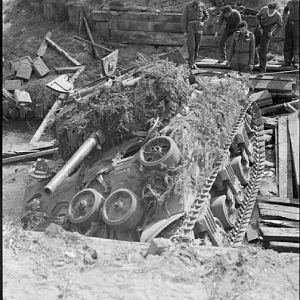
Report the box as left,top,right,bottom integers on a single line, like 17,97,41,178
83,17,100,59
2,148,58,164
37,31,52,57
260,226,299,242
45,37,81,66
288,112,299,194
29,66,86,145
268,241,299,252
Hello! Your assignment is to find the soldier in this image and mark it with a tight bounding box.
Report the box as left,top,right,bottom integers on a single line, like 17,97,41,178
282,0,299,68
254,3,282,73
182,0,209,69
214,5,242,63
227,21,255,73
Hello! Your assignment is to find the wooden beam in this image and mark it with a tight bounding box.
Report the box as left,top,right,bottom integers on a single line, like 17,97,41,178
92,11,182,23
83,17,100,59
45,37,81,66
251,79,294,93
277,116,294,198
258,202,299,214
37,31,52,57
257,195,299,205
269,241,299,252
260,226,299,242
109,19,184,33
259,208,299,221
2,148,58,164
260,219,299,228
249,90,273,108
288,112,299,194
73,36,112,52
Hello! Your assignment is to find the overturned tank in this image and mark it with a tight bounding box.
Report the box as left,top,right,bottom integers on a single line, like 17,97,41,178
22,56,265,247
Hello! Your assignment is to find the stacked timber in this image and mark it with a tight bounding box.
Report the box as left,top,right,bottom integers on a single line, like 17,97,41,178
257,196,299,253
90,6,283,47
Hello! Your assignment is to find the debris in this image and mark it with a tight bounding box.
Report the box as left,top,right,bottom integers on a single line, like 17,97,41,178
9,56,32,73
36,31,52,57
14,89,32,104
4,79,23,91
46,74,74,93
16,58,33,80
29,66,86,145
54,66,83,74
83,245,97,264
2,148,59,165
73,35,112,53
45,36,81,66
2,88,15,102
145,238,173,256
44,223,65,237
32,56,49,77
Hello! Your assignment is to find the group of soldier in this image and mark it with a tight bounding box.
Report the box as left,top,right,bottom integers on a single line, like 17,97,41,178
182,0,299,73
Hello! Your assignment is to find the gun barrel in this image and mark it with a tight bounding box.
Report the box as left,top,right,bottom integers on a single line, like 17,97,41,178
43,132,100,195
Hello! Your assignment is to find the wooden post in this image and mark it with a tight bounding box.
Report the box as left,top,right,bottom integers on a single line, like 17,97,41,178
30,66,86,145
45,37,81,66
37,31,52,57
83,17,100,59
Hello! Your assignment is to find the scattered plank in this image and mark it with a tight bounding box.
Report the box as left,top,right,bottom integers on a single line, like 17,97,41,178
288,112,299,193
269,241,299,253
257,195,299,205
45,37,81,66
249,90,272,108
260,219,299,228
37,31,52,57
277,116,293,198
259,208,299,221
73,35,112,52
32,56,49,77
54,66,83,74
83,17,100,59
2,148,59,165
260,226,299,242
258,202,299,214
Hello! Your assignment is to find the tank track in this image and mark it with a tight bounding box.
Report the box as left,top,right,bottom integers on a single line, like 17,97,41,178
172,100,265,245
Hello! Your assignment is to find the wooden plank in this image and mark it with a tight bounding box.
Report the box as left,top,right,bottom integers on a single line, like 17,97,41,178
259,208,299,221
257,195,299,205
269,241,299,252
288,112,299,194
258,202,299,214
83,17,100,59
109,19,184,33
251,79,294,92
45,37,81,66
278,116,294,197
260,100,300,115
260,226,299,242
260,219,299,228
37,31,52,57
92,11,183,23
110,29,185,46
54,66,83,74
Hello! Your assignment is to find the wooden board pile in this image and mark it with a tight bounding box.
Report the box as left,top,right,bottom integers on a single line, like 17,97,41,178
256,112,299,253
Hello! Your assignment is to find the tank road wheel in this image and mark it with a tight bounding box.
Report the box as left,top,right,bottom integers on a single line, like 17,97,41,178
211,195,236,229
102,189,143,232
68,188,104,229
231,156,250,186
52,201,69,218
138,136,180,170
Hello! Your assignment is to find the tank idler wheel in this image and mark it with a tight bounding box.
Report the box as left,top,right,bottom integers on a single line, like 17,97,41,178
138,136,181,170
68,188,104,228
211,195,236,229
231,156,250,186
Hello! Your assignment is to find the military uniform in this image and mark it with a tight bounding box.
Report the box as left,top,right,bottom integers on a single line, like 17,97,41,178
254,6,282,72
182,1,209,67
283,0,299,65
228,30,255,72
216,9,242,62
